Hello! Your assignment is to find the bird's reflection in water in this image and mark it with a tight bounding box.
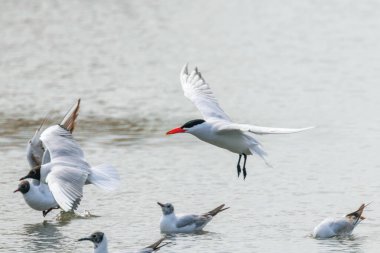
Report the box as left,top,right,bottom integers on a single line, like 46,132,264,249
316,234,366,253
22,221,66,252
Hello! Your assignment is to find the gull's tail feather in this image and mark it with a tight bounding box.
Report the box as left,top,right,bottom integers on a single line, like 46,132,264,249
60,99,81,133
206,204,230,217
88,164,120,191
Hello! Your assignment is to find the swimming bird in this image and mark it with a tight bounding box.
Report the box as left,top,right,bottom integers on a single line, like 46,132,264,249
78,231,169,253
16,100,120,215
166,64,314,179
157,202,229,233
14,179,59,216
313,203,369,239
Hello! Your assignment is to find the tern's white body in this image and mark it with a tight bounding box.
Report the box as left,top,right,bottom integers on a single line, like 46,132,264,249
22,179,58,211
189,121,261,155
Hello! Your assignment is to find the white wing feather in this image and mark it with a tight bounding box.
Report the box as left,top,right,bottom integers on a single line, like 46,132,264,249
180,64,231,121
46,166,88,211
218,123,314,135
40,125,87,166
39,125,91,211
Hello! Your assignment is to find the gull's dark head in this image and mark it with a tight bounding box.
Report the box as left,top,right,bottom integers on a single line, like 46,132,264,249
14,180,30,194
78,231,105,249
19,167,41,181
157,202,174,215
166,119,205,135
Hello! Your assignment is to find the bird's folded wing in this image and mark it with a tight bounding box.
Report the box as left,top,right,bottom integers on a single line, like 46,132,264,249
46,166,88,211
331,219,354,234
176,214,208,228
180,64,231,121
40,125,85,163
217,123,314,135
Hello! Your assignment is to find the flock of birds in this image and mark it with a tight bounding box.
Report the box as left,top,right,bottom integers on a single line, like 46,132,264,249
13,64,369,252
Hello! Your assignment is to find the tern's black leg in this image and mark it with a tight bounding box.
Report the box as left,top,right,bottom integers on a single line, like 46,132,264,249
242,154,247,180
237,154,242,177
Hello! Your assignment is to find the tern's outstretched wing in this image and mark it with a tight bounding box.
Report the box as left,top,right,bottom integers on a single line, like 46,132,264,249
217,123,314,135
180,64,231,122
46,165,88,211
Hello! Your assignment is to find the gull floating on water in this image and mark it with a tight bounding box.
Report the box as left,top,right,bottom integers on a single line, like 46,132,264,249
158,202,229,233
166,64,314,179
78,231,170,253
313,203,369,239
15,99,120,216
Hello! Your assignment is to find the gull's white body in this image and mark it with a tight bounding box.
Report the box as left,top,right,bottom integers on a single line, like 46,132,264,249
160,212,211,233
313,217,358,238
21,179,58,211
176,64,313,163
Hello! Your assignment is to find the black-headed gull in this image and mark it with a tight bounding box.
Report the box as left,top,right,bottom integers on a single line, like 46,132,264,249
157,202,229,233
167,64,314,179
15,100,120,216
313,203,369,239
78,231,170,253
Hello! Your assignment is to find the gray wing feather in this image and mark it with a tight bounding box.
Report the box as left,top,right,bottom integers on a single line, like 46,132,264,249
176,214,209,228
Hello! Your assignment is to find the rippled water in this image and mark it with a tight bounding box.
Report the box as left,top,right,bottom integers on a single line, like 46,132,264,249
1,0,380,252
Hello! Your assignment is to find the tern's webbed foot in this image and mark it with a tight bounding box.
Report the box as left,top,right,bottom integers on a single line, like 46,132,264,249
237,164,241,177
243,167,247,180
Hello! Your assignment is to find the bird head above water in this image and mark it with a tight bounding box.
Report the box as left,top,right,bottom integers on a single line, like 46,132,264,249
19,167,41,181
157,202,174,215
14,180,30,194
78,231,107,251
166,119,206,135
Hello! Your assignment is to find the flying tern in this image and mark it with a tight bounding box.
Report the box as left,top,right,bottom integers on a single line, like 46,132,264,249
167,64,314,179
78,231,170,253
313,203,369,239
157,202,229,233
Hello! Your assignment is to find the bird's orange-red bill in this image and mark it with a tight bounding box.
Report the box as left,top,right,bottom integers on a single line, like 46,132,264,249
166,127,186,135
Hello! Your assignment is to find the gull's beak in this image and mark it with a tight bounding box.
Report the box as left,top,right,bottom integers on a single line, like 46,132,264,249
166,127,186,135
157,202,165,207
19,176,26,181
78,237,92,242
13,188,20,193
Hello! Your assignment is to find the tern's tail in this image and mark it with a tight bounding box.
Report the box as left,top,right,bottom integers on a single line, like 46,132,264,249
249,144,272,168
88,164,120,191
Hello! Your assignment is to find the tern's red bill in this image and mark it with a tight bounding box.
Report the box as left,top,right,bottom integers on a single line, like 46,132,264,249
166,127,186,135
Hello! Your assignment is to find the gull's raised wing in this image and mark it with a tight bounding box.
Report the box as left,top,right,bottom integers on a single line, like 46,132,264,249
180,64,231,122
46,165,88,211
40,125,86,164
217,123,314,135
